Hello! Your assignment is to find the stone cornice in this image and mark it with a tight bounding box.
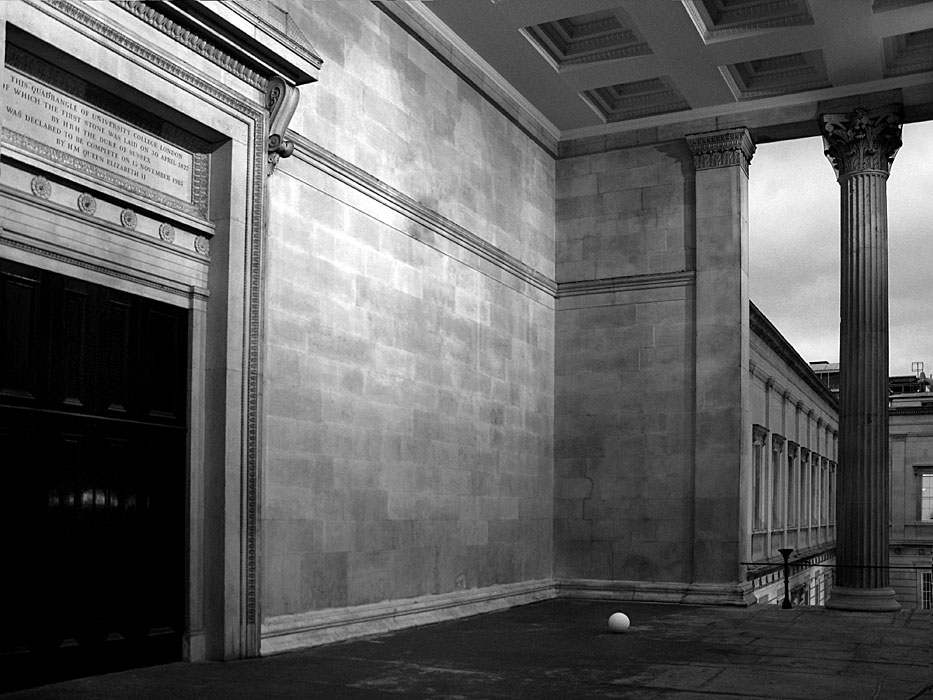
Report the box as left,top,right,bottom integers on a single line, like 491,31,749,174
116,1,263,89
686,127,756,176
891,405,933,416
821,104,903,179
116,0,322,88
750,301,839,409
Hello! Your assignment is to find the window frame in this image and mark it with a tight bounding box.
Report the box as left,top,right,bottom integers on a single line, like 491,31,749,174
752,425,769,532
915,466,933,522
771,435,785,529
800,448,811,529
787,442,799,528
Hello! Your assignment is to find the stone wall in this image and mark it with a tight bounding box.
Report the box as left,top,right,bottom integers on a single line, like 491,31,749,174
259,1,555,627
289,2,554,277
554,142,697,585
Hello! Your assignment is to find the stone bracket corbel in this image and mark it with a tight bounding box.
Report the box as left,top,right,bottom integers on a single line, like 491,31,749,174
267,76,300,174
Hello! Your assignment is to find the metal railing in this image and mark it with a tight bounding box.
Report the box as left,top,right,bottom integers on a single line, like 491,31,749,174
741,548,933,609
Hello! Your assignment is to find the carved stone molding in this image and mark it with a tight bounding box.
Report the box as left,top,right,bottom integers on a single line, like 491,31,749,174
1,237,209,302
821,105,903,179
194,235,211,256
557,270,692,299
117,1,266,89
159,222,176,243
686,127,755,176
4,43,210,218
30,175,52,199
289,131,557,299
267,76,300,173
120,208,138,230
77,192,97,216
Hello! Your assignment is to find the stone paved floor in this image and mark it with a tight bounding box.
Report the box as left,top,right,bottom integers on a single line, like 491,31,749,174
3,600,931,699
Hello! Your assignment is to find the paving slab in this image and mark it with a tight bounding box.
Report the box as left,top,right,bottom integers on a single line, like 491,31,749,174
2,600,930,699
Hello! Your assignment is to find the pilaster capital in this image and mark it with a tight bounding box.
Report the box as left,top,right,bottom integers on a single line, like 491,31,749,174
686,128,755,176
820,104,903,179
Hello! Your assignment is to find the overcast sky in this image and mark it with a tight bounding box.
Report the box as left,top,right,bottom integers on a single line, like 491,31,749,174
749,120,932,377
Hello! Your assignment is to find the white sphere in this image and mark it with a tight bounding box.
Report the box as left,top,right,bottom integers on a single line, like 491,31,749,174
608,612,630,632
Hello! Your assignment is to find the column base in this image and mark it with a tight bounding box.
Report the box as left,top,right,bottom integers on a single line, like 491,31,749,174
825,586,901,612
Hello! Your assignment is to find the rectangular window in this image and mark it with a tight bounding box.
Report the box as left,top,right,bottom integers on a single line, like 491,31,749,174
922,473,933,521
771,437,784,528
753,426,768,531
800,450,810,528
821,459,829,524
812,458,820,524
922,572,932,610
829,463,836,523
787,444,798,527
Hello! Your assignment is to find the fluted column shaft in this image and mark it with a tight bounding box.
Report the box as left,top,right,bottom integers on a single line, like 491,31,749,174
838,171,889,588
822,105,902,612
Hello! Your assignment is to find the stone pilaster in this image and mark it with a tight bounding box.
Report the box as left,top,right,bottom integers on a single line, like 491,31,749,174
821,105,903,611
686,128,755,587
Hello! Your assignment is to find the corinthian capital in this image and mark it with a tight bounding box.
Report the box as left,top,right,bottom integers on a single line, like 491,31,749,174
686,128,755,176
821,105,903,179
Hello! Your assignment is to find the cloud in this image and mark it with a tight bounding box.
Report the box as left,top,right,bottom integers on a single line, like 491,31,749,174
750,122,933,375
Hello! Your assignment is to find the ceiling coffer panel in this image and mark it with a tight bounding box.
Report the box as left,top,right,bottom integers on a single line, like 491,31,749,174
582,77,690,123
522,7,651,70
883,29,933,77
721,50,830,100
682,0,814,44
872,0,933,12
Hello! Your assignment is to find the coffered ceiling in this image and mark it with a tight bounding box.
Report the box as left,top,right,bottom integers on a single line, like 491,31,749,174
424,0,933,140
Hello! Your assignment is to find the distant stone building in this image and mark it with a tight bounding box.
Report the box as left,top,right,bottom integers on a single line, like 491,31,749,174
889,376,933,609
747,308,838,606
810,363,933,609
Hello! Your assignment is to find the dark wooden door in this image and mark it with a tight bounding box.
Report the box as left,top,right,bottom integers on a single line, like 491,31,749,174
0,259,188,689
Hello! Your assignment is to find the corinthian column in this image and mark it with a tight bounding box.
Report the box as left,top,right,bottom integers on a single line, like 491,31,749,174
821,105,903,612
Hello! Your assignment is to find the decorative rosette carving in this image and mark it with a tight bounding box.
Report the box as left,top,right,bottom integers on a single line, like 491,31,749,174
77,192,97,215
194,235,210,256
158,222,176,243
120,208,138,229
821,105,903,179
30,175,52,199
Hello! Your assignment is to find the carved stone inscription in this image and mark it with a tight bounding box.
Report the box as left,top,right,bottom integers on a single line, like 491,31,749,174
3,67,193,201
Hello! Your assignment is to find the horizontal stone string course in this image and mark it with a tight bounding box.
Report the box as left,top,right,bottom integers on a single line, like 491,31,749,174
286,131,558,299
557,270,695,298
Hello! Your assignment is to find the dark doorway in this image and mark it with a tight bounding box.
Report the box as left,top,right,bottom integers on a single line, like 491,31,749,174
0,259,188,690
